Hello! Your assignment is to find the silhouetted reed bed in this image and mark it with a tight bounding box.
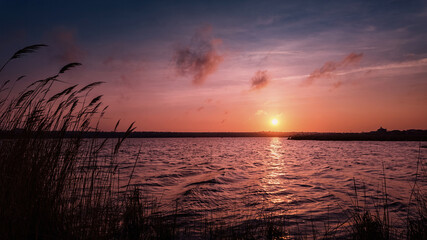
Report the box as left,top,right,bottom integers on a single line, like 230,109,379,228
0,45,426,239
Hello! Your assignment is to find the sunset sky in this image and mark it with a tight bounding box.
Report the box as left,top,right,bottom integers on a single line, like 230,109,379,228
1,0,426,132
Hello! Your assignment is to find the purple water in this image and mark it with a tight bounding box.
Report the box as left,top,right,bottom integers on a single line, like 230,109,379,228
113,138,426,234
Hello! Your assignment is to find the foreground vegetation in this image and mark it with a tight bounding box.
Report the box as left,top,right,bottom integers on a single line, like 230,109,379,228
0,45,425,239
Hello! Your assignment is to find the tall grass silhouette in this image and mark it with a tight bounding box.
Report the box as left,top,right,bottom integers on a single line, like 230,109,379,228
0,45,153,239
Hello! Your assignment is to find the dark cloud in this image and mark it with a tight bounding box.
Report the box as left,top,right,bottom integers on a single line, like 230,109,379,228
303,53,363,86
250,70,270,90
173,26,223,85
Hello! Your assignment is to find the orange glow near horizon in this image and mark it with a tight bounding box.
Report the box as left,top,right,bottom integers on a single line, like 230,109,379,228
93,52,427,133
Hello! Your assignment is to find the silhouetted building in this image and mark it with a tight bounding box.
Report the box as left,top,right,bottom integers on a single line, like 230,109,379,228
377,127,387,133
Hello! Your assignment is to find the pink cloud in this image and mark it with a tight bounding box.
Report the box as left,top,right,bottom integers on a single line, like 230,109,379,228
303,52,363,86
250,70,270,91
173,26,223,85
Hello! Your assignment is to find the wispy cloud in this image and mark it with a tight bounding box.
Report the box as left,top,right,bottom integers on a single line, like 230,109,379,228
250,70,271,90
274,57,427,83
338,58,427,75
255,109,267,115
331,81,342,89
256,15,281,26
173,26,223,85
49,27,85,62
246,50,301,56
101,53,148,89
302,52,363,86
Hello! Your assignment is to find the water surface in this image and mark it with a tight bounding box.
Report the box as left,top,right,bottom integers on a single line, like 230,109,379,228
114,138,426,233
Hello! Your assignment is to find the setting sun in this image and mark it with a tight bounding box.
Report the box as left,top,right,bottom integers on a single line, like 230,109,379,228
271,118,278,126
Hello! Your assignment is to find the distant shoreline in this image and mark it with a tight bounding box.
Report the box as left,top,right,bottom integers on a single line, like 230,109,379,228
123,131,297,138
289,129,427,141
0,131,297,139
1,129,427,141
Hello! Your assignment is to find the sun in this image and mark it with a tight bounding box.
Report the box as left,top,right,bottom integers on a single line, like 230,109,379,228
271,118,278,126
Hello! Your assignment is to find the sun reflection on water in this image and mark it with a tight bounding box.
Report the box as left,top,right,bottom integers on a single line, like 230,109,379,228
260,138,294,205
